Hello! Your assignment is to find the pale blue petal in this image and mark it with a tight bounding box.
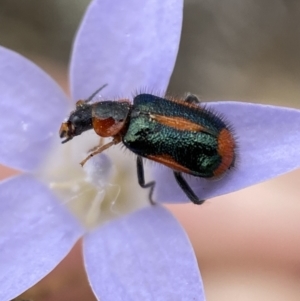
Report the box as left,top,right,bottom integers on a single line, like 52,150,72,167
84,206,205,301
70,0,183,100
0,175,84,301
0,46,69,172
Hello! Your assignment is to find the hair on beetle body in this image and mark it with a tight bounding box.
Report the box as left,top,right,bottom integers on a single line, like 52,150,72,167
59,86,237,205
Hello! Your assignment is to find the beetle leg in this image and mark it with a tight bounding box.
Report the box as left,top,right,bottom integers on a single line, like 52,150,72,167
80,136,120,166
184,94,201,104
173,171,205,205
88,137,105,153
136,156,156,205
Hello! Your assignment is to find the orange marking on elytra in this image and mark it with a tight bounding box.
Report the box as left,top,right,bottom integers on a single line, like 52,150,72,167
213,128,235,177
147,154,191,174
150,114,215,135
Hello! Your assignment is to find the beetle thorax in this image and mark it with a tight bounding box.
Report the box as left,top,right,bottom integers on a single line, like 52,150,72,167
91,100,131,137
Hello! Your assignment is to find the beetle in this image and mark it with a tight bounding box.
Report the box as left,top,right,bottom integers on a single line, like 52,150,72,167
59,86,236,205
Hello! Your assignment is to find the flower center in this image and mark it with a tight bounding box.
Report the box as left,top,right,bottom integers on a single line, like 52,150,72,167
37,132,148,229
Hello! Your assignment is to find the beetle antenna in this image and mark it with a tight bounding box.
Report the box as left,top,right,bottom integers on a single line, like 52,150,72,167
85,84,108,103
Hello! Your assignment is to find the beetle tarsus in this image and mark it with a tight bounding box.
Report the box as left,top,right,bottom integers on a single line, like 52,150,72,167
173,171,205,205
184,94,201,104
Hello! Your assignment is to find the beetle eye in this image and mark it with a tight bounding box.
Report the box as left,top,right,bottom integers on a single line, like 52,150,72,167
71,115,80,126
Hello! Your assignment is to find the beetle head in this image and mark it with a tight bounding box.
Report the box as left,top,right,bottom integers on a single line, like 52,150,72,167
59,101,93,144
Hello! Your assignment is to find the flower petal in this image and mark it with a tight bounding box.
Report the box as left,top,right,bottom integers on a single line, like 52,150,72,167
83,206,205,301
70,0,183,100
153,102,300,203
0,46,69,172
0,175,84,301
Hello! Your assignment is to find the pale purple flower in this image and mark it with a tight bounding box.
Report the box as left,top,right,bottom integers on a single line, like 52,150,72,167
1,1,300,301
